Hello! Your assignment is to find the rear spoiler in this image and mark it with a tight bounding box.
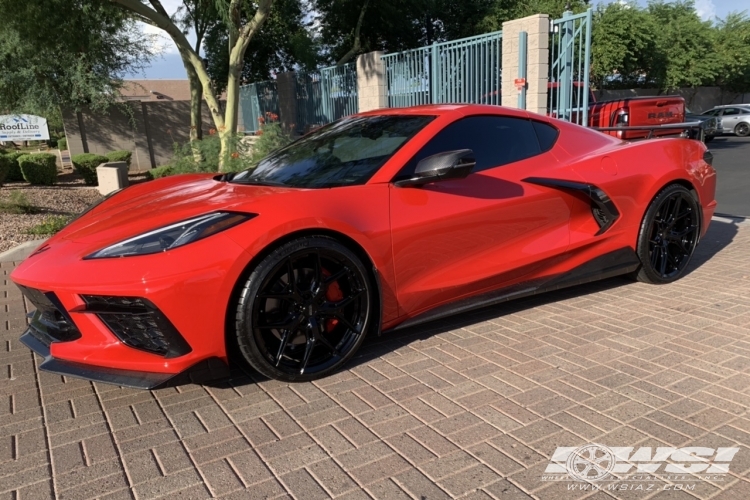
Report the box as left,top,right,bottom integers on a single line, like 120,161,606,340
593,121,704,140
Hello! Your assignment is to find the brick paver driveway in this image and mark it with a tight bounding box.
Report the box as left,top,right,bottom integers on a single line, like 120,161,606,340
2,217,750,500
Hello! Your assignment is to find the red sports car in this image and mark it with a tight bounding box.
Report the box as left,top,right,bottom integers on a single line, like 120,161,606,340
11,105,717,387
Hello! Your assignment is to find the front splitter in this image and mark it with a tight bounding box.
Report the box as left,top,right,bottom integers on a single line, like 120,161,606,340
20,330,229,390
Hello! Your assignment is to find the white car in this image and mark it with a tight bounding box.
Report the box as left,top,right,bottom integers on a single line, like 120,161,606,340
701,106,750,137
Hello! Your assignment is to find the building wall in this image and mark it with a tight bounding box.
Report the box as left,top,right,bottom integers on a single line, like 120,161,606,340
62,101,215,171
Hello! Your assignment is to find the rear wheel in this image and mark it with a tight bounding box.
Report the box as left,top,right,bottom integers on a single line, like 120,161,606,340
234,236,374,382
635,184,700,284
736,122,750,137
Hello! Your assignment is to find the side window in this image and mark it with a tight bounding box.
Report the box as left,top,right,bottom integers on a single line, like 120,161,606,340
394,116,541,180
723,108,740,116
532,121,559,152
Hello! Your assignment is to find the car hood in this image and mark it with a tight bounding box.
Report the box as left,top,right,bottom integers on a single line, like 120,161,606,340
55,173,296,247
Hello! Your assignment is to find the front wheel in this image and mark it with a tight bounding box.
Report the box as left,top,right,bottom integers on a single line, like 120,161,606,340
735,122,750,137
233,236,375,382
634,184,700,284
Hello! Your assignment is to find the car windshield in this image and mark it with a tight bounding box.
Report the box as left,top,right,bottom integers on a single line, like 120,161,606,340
230,115,435,188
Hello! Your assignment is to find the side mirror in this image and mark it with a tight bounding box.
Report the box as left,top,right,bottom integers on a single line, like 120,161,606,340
394,149,476,187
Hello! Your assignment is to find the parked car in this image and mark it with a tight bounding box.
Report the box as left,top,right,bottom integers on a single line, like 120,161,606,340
701,106,750,137
686,108,721,142
11,104,716,386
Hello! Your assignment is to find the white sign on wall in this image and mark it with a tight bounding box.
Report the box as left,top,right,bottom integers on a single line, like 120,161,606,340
0,114,50,141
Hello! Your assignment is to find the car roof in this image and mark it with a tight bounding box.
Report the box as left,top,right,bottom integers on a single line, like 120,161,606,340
355,103,536,120
709,104,750,109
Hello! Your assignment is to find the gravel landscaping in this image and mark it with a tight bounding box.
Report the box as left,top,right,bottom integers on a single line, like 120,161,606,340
0,166,102,253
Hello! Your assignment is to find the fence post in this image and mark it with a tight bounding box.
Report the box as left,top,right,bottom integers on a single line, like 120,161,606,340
502,14,549,114
518,31,527,110
356,51,387,111
276,72,298,133
559,10,574,121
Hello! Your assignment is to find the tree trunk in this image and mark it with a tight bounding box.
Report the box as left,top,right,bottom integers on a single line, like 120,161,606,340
220,56,242,172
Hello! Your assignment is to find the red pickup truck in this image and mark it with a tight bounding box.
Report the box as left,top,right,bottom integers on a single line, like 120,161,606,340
588,95,686,140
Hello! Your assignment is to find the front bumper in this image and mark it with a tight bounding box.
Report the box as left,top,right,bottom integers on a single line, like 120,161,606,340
20,328,228,389
11,233,251,386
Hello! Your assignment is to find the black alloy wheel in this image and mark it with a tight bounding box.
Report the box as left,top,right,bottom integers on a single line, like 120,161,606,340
735,122,750,137
635,184,700,284
234,236,374,382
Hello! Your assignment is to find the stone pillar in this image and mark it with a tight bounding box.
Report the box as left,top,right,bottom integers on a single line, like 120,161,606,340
502,14,550,115
276,72,298,132
357,51,387,112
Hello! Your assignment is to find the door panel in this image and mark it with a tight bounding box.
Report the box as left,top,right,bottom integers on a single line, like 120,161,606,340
390,153,572,316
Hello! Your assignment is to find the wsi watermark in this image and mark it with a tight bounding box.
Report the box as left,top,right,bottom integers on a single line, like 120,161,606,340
542,444,739,491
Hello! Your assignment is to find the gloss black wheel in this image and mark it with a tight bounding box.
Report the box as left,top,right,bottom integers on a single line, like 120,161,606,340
635,184,699,284
234,236,374,382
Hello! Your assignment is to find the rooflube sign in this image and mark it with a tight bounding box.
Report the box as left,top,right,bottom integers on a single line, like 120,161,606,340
0,114,50,141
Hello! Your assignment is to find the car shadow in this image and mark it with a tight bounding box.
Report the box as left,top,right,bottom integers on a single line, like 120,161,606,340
707,137,746,150
207,218,741,388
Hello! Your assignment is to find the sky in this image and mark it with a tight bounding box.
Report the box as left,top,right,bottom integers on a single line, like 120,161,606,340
126,0,749,80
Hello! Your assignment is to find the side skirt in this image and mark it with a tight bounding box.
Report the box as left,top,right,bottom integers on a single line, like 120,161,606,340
389,248,640,332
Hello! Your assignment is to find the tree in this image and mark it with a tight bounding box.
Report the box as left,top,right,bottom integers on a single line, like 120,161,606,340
203,0,318,93
0,0,153,117
712,12,750,94
110,0,274,171
175,0,219,142
647,0,717,91
590,2,658,89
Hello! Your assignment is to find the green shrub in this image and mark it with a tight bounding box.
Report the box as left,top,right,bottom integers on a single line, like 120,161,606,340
25,215,71,235
0,191,37,214
46,138,58,149
18,153,58,185
71,153,108,185
105,150,132,166
146,165,175,180
4,152,25,182
250,122,294,165
57,137,67,150
0,155,10,187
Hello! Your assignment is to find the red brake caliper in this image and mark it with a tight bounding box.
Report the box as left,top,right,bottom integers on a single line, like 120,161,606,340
322,269,343,332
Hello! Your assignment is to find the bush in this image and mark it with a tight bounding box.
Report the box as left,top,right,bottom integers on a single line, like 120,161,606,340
18,153,58,185
46,138,58,149
105,150,132,166
250,122,294,165
57,137,67,150
146,165,175,180
71,153,108,185
4,152,25,182
0,155,10,187
0,191,37,214
25,215,71,235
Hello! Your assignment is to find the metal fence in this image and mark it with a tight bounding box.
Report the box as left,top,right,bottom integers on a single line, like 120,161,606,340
382,31,503,108
548,9,592,125
296,63,358,134
239,81,280,134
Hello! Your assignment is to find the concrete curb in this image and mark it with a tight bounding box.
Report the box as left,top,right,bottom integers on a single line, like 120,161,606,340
0,239,48,263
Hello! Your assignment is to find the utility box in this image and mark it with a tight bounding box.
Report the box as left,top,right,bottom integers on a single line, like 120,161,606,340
96,162,129,195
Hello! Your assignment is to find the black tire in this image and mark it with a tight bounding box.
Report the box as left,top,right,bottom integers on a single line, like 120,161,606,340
704,135,714,143
234,236,375,382
634,184,700,284
735,122,750,137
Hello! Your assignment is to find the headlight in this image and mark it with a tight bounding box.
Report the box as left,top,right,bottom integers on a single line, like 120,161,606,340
85,212,255,259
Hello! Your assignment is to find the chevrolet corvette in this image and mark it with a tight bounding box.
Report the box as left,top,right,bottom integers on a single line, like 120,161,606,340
11,104,717,387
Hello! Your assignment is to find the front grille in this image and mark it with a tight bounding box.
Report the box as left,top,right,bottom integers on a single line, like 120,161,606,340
17,286,81,346
82,295,191,358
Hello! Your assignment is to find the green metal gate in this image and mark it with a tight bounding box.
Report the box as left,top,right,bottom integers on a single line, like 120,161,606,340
296,63,358,134
382,31,503,108
239,81,279,134
548,9,592,125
